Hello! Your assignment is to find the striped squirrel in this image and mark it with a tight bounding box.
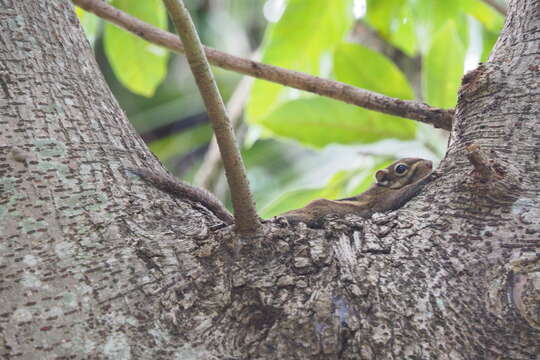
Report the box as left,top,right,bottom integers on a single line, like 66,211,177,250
280,158,433,226
129,158,433,227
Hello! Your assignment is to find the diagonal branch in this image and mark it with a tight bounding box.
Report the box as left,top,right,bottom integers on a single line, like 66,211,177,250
161,0,261,235
194,75,254,190
72,0,454,131
482,0,507,16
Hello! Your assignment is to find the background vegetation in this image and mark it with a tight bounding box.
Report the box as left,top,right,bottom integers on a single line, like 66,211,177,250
75,0,504,218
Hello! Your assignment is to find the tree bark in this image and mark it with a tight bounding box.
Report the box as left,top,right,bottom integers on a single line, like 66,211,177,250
1,0,538,359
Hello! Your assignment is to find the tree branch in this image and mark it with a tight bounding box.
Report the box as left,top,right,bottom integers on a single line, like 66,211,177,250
72,0,453,131
194,75,254,190
482,0,507,16
162,0,260,235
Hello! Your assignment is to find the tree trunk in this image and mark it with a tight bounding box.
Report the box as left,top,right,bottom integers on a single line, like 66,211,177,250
1,0,538,359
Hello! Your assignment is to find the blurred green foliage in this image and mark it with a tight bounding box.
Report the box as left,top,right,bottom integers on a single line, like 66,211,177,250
245,0,355,129
76,0,504,217
105,0,169,97
423,21,466,108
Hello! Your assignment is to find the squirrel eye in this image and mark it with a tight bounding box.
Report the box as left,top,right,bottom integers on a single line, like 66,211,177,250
395,164,408,174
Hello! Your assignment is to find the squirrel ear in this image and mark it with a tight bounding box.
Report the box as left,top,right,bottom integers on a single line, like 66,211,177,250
375,169,389,185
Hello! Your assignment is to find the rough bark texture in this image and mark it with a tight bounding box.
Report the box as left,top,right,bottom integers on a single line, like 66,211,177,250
1,0,538,359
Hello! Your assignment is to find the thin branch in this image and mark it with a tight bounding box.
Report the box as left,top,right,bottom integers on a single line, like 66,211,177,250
194,75,254,190
482,0,507,16
161,0,260,235
72,0,453,131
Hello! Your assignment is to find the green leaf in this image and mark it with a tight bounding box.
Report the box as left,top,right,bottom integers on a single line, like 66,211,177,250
246,0,355,123
365,0,418,56
259,97,416,147
149,124,211,163
75,7,101,46
423,20,465,108
390,4,418,56
412,0,462,54
365,0,407,38
105,0,169,97
334,43,415,99
462,0,504,32
481,29,499,62
365,0,502,57
253,41,416,148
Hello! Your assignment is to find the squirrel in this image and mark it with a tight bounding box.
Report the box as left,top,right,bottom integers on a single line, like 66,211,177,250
127,168,235,225
280,158,433,226
129,158,433,228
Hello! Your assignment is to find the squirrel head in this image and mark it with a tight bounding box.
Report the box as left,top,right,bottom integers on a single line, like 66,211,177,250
375,158,433,189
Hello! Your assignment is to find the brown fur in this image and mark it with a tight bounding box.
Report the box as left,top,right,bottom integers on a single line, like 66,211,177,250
280,158,433,226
